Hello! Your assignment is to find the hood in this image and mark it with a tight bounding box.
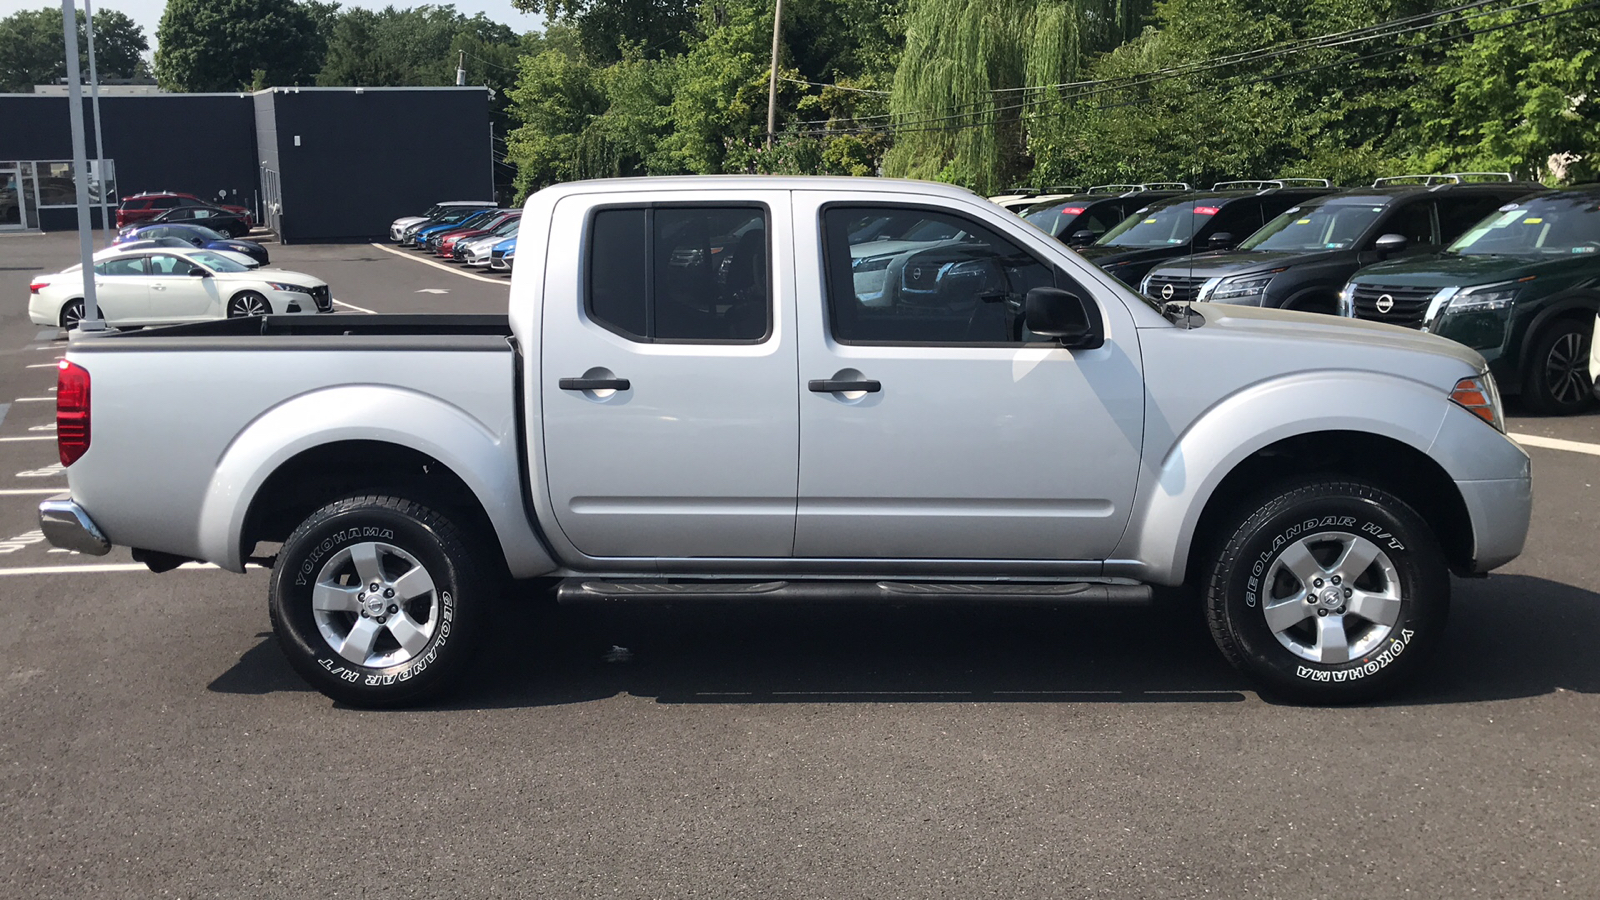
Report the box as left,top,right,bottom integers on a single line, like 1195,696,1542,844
851,238,958,260
225,268,326,288
1076,244,1187,267
1349,252,1595,289
1189,300,1486,371
392,215,427,229
1148,249,1331,279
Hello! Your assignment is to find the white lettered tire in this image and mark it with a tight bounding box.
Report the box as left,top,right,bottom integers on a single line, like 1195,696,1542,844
269,495,486,706
1203,479,1449,704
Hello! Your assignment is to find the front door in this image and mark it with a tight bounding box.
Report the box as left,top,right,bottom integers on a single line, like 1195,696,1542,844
791,193,1145,563
145,252,218,320
540,191,800,559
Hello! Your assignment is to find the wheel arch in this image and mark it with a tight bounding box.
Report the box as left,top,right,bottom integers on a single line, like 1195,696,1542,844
195,385,556,578
1516,290,1600,376
1111,372,1475,585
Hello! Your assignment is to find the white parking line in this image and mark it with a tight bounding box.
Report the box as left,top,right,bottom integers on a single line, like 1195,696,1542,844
0,436,52,443
333,298,378,314
369,242,512,285
25,363,56,369
0,489,63,496
13,397,53,403
0,561,264,576
1511,432,1600,458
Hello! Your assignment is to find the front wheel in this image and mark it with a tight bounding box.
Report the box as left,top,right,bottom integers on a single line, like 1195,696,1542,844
1203,479,1448,704
1523,317,1596,415
269,495,488,706
227,290,271,318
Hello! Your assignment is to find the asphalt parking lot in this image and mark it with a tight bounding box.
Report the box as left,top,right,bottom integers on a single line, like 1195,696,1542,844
2,231,1598,898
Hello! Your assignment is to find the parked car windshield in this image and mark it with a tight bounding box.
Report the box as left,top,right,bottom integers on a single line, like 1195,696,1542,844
488,217,521,236
1242,201,1386,251
186,225,228,241
1022,201,1086,235
187,250,250,273
1098,200,1212,248
1448,194,1600,256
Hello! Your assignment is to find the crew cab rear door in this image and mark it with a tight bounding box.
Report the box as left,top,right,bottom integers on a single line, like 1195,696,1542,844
540,189,799,558
790,192,1144,564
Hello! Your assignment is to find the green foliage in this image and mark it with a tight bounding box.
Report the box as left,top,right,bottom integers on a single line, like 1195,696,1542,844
0,6,150,93
155,0,324,91
316,3,523,107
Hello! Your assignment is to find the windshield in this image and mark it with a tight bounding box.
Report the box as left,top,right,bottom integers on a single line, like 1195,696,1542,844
1022,202,1087,236
489,217,521,236
187,250,250,273
189,225,227,241
1243,202,1386,251
1448,195,1600,256
1098,200,1216,248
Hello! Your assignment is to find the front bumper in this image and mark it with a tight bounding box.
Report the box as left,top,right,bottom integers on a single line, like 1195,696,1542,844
1457,475,1532,573
39,498,112,556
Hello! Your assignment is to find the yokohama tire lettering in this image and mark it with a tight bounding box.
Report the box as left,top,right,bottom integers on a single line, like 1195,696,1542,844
1296,628,1415,681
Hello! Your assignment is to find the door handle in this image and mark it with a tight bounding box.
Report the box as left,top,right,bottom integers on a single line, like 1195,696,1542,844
560,377,630,391
809,378,881,393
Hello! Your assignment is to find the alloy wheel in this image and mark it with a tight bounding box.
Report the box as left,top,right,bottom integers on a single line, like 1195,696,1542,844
311,541,441,668
1260,531,1403,664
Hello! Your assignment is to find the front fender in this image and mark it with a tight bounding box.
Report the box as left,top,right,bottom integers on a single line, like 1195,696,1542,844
196,384,556,577
1111,371,1453,584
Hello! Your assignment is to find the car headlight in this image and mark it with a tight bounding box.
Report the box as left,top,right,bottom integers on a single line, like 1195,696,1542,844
852,256,892,273
266,281,312,293
1201,269,1284,305
1447,280,1525,314
1450,372,1505,433
1338,283,1356,317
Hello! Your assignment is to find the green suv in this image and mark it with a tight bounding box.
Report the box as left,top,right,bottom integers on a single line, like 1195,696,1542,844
1342,185,1600,414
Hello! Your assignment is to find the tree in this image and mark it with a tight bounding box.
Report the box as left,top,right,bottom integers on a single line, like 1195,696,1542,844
509,0,696,63
155,0,323,91
0,6,150,93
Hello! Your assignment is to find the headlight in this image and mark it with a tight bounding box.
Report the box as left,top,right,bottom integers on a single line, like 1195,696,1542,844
1202,269,1284,305
1450,372,1505,433
1446,280,1524,314
1338,283,1356,317
852,255,892,273
266,281,312,293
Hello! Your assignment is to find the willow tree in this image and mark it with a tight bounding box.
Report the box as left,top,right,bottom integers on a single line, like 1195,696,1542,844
882,0,1150,192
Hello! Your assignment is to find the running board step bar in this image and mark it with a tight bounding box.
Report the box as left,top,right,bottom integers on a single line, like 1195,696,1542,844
555,579,1152,605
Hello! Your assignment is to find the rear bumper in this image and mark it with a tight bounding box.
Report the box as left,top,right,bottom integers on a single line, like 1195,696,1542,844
38,498,112,556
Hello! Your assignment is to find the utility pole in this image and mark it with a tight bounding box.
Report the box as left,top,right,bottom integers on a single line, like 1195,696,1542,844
84,0,110,246
456,50,466,86
60,0,103,331
765,0,784,149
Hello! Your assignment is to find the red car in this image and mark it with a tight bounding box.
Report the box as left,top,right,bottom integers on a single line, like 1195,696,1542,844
117,192,254,229
436,211,519,258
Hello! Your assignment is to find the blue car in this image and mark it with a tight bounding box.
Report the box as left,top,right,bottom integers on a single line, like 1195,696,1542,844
114,223,270,265
409,209,499,249
489,236,515,273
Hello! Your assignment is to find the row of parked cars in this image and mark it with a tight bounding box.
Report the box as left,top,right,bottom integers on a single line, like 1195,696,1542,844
997,175,1600,414
390,201,518,272
116,191,256,237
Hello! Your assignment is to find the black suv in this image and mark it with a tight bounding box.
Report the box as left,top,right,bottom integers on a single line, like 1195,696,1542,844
1140,175,1540,313
1020,184,1192,246
1343,184,1600,414
1076,180,1335,287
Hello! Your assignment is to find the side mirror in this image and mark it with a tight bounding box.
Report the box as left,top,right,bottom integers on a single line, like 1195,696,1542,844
1373,233,1408,254
187,266,209,277
1207,232,1235,250
1067,229,1096,248
1024,287,1103,349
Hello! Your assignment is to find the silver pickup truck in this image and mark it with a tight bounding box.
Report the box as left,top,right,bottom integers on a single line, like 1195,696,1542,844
40,176,1532,706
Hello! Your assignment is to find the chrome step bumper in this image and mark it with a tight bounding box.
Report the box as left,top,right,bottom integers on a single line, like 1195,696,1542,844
38,497,111,556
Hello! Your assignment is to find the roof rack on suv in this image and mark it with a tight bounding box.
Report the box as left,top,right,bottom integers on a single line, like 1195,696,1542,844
1042,185,1083,194
1002,187,1040,196
1372,172,1517,187
1211,179,1329,191
1138,182,1192,191
1271,178,1333,187
1087,184,1143,193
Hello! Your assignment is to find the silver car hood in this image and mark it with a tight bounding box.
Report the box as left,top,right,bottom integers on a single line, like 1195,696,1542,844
1185,301,1486,371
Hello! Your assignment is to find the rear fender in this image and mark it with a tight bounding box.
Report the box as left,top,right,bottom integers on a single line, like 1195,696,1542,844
196,384,555,576
1112,371,1452,584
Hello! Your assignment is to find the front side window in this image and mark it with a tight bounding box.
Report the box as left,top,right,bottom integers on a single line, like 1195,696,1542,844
147,253,194,275
587,205,770,342
822,206,1061,344
1384,201,1437,246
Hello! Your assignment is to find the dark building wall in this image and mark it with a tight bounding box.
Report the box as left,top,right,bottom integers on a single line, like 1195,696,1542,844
0,94,260,225
268,87,493,242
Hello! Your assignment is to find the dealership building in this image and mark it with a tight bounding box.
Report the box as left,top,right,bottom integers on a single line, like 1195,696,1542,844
0,86,494,242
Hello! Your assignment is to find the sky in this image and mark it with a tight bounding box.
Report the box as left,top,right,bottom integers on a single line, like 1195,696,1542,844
0,0,543,57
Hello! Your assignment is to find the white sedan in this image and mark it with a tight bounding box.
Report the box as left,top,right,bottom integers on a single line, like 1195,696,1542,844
29,247,332,329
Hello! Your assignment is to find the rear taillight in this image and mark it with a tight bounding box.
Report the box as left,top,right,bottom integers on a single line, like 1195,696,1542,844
57,360,91,466
30,278,49,294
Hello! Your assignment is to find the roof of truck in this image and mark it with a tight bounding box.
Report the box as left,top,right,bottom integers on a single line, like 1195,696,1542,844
533,175,984,201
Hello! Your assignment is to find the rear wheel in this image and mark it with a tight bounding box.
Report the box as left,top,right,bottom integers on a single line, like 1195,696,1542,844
227,291,271,318
269,495,488,706
1523,317,1596,415
59,299,84,329
1203,479,1448,704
